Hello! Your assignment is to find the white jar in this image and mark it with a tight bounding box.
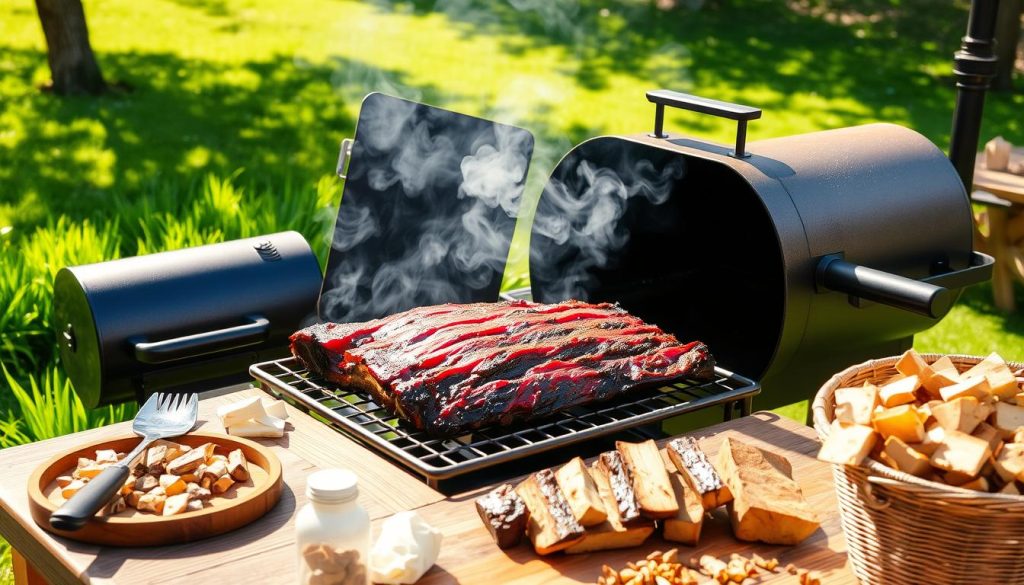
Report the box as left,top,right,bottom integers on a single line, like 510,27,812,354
295,469,370,585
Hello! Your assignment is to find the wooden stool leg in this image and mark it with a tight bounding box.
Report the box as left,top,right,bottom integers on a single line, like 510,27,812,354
11,548,48,585
989,206,1016,312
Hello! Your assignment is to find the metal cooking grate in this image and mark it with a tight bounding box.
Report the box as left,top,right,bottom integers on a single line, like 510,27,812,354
250,357,759,485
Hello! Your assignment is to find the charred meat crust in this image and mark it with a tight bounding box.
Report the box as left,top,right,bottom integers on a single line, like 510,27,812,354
290,300,715,436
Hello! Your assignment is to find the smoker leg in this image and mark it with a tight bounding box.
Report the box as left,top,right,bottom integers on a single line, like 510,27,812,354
425,476,440,490
741,396,753,418
722,402,734,422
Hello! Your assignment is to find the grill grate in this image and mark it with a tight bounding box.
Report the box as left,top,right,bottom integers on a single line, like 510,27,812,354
250,357,759,484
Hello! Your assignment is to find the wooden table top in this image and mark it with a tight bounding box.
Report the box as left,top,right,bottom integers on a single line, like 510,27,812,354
0,386,444,585
0,389,852,584
974,149,1024,204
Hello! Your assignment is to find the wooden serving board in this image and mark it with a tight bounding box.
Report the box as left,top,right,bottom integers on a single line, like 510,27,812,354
26,432,283,547
408,413,851,584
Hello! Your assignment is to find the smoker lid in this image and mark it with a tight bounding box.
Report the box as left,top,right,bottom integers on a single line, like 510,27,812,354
319,93,535,323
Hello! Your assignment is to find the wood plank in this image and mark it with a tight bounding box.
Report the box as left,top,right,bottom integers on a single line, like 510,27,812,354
409,413,853,584
0,386,444,585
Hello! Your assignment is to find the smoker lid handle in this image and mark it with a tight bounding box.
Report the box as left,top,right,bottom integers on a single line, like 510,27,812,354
816,255,955,319
131,314,270,364
645,90,762,158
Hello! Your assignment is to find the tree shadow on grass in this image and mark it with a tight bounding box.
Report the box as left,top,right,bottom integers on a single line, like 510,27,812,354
957,281,1024,337
0,49,456,230
365,0,1024,147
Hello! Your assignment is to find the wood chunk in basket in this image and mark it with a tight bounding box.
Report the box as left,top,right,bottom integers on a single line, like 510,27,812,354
977,357,1020,401
930,430,992,478
717,437,820,545
593,451,642,525
931,397,989,434
963,352,1010,379
922,358,962,397
818,424,876,466
880,436,931,477
879,375,920,408
913,424,945,456
993,443,1024,483
872,404,925,443
972,422,1003,453
616,440,679,520
993,402,1024,437
516,469,584,555
896,350,932,379
665,436,732,509
475,484,527,550
564,463,654,554
835,385,879,426
939,376,991,402
554,457,606,527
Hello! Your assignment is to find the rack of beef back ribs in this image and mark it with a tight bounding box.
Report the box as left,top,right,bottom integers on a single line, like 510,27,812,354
250,357,758,489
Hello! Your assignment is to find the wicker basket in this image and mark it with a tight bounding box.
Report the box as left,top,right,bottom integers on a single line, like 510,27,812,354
812,354,1024,585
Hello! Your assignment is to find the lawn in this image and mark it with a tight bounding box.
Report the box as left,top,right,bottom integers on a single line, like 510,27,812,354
2,0,1024,579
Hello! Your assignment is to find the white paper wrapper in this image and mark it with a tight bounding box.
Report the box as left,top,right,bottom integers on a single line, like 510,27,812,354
370,511,443,584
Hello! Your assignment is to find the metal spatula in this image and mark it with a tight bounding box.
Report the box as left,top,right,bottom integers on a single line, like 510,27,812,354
50,392,198,531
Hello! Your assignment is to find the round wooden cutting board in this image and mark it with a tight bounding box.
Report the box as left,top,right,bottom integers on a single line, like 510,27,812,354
27,432,283,547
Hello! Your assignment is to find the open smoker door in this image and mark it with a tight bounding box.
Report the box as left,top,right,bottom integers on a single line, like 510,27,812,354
319,93,535,323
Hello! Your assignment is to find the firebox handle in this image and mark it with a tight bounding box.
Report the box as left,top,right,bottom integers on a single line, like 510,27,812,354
645,90,762,158
816,255,955,319
131,314,270,364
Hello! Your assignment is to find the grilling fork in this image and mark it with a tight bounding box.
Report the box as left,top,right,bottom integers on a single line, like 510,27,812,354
50,392,199,531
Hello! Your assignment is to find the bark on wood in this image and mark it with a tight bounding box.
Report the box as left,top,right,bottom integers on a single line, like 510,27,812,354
34,0,106,95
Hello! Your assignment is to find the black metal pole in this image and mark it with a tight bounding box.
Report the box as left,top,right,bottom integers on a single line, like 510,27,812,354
949,0,1000,192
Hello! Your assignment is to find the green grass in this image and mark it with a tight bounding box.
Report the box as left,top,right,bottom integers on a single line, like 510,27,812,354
2,0,1024,577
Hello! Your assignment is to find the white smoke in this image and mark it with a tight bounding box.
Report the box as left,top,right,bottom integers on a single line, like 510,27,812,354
314,0,694,319
531,151,686,301
318,95,533,322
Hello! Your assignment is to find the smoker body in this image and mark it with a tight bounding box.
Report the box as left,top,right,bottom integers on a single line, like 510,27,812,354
530,92,992,409
54,231,322,407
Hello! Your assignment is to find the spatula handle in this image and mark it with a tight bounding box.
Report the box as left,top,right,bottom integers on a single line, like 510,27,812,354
49,464,132,531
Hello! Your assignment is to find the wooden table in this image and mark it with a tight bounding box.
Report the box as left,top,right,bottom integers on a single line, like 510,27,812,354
972,151,1024,311
0,388,853,584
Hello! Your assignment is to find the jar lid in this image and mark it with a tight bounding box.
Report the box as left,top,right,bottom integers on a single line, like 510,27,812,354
306,469,359,503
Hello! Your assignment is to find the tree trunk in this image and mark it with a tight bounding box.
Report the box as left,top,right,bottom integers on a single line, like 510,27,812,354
994,0,1022,91
34,0,106,95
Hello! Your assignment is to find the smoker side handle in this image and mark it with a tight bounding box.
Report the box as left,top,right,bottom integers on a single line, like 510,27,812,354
645,90,762,158
816,256,955,319
132,315,270,364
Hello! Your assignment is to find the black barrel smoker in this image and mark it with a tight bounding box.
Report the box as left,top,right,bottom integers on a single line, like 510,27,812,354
529,101,992,410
